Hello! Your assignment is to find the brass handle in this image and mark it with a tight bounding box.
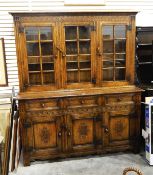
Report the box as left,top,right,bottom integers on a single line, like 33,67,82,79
41,103,45,107
96,47,102,56
104,127,109,133
62,52,66,58
54,54,57,59
56,45,65,58
80,100,85,104
117,97,122,102
67,130,71,136
58,131,62,137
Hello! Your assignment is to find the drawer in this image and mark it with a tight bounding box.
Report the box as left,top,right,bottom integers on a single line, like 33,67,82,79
105,94,134,104
66,96,98,108
25,99,58,110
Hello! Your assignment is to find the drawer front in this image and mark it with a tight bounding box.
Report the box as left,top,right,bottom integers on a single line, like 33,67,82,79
105,94,134,104
25,99,58,111
66,96,98,108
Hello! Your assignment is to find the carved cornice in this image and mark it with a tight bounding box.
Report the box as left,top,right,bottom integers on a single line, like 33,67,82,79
20,15,130,24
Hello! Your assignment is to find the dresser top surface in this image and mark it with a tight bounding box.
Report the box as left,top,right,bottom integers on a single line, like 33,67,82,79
17,86,143,100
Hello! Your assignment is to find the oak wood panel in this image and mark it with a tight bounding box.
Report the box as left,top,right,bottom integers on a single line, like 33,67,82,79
17,86,142,100
13,12,142,166
25,99,59,111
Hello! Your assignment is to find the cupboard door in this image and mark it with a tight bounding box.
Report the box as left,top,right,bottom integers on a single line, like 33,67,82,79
61,24,95,88
23,24,59,90
104,110,137,147
98,22,132,86
23,113,62,161
66,112,103,152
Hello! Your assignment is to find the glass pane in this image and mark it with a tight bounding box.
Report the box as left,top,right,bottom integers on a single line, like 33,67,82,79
80,61,91,69
27,43,39,56
67,71,78,83
115,40,126,52
43,72,54,84
79,26,91,39
41,43,53,56
115,68,125,80
42,56,54,63
103,54,114,68
103,26,113,39
25,27,39,41
28,57,40,64
28,64,40,71
103,40,114,53
42,63,54,70
67,62,78,69
79,41,90,54
40,27,52,40
65,26,77,40
103,68,113,81
115,54,126,67
66,56,77,62
79,55,90,62
29,73,41,85
114,25,126,38
66,42,77,54
80,71,91,82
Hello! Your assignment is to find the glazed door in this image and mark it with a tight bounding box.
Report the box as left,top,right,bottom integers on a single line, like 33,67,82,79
23,113,63,160
22,24,59,91
66,112,103,153
61,23,96,89
97,21,133,86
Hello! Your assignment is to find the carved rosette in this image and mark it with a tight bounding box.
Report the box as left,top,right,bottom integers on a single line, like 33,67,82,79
78,123,89,139
114,120,125,136
40,127,50,144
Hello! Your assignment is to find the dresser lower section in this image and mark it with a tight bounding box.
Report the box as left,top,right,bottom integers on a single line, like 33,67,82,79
18,91,141,166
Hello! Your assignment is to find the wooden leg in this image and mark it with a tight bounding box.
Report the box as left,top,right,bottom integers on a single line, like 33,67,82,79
23,152,30,166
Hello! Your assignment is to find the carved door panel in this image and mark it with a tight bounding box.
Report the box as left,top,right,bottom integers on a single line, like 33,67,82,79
103,110,133,147
23,113,63,158
66,112,103,153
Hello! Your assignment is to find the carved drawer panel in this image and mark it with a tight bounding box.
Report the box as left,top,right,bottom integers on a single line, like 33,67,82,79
66,96,98,108
105,94,134,104
25,99,58,111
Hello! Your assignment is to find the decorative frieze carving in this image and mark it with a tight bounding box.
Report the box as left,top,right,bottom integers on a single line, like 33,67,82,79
105,103,135,112
21,15,129,24
27,106,103,118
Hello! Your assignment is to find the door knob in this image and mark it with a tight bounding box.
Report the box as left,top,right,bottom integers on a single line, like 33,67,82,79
96,47,102,56
58,131,62,137
67,130,71,136
104,127,109,133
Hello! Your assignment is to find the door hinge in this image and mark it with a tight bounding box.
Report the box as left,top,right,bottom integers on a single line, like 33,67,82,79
23,146,33,152
94,140,102,145
91,25,96,31
127,25,132,31
23,122,31,128
19,23,24,33
27,147,33,152
92,78,96,84
94,116,101,122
